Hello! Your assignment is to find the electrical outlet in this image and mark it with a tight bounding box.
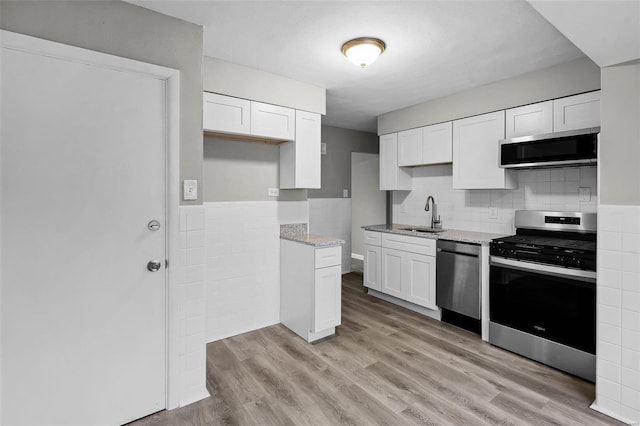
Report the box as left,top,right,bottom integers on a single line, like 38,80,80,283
401,202,408,213
268,188,280,197
579,187,591,202
183,180,197,201
343,189,349,198
488,207,498,219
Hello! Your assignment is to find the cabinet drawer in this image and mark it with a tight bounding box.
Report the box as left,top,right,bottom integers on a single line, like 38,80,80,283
382,233,436,256
364,230,382,246
315,246,342,269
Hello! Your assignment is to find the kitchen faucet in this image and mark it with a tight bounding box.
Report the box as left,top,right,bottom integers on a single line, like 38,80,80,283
425,195,442,229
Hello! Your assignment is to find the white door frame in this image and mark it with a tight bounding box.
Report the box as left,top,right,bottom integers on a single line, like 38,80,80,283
0,30,182,410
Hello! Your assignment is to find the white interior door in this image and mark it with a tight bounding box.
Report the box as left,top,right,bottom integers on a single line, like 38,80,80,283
1,34,168,425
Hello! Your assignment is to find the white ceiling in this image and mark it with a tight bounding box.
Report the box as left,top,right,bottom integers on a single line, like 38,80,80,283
127,0,585,133
528,0,640,68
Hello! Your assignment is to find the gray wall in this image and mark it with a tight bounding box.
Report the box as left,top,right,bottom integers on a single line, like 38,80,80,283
351,153,386,257
203,57,326,114
378,57,601,135
203,136,306,202
0,0,204,205
600,60,640,206
308,126,379,199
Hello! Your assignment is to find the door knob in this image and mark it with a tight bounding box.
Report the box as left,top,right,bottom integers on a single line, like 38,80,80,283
147,260,162,272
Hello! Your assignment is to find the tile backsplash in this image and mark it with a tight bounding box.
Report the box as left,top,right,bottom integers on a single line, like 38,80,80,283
393,165,597,235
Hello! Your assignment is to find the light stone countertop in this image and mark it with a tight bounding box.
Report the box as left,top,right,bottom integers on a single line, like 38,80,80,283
362,224,506,245
281,233,345,248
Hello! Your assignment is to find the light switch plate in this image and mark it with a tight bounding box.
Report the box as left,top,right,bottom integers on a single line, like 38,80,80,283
579,187,591,202
268,188,280,197
343,189,349,198
321,143,327,155
183,180,197,201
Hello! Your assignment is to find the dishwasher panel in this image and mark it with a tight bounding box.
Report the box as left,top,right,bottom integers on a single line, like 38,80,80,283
436,241,481,320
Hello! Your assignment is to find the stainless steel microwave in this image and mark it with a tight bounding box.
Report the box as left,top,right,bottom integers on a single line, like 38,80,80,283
499,127,599,169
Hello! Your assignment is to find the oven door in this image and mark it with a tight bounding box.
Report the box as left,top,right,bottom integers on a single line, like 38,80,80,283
489,256,596,354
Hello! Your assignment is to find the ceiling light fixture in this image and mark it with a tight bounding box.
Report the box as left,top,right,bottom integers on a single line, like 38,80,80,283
341,37,386,68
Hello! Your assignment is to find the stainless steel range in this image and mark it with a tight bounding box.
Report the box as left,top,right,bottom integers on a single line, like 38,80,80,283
489,210,597,382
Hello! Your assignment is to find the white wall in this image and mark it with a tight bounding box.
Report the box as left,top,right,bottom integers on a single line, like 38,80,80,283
393,165,597,235
203,56,325,114
204,201,308,342
351,153,386,257
309,199,352,274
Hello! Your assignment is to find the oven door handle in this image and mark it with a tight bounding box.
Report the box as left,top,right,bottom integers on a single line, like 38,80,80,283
490,256,596,283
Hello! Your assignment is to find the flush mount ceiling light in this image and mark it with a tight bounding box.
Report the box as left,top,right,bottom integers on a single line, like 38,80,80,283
341,37,386,68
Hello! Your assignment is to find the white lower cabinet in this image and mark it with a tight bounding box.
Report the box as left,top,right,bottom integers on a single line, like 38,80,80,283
280,240,342,342
363,244,382,291
365,231,437,310
405,252,436,309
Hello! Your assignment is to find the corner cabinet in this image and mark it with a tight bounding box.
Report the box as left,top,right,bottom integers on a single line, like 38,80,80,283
452,111,516,189
280,110,321,189
280,240,342,343
380,133,412,191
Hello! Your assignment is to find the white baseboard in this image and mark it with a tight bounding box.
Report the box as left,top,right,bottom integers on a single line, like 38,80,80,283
590,402,635,425
179,389,210,408
351,253,364,261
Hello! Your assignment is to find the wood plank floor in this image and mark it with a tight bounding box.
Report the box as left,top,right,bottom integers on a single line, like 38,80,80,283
131,272,621,426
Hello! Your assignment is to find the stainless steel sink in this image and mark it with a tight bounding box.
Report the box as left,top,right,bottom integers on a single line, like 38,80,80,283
398,226,442,234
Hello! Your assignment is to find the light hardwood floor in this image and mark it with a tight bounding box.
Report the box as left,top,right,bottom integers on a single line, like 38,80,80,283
131,272,620,426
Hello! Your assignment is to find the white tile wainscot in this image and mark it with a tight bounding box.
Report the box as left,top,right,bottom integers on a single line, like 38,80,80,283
591,204,640,424
309,198,352,273
204,201,309,343
177,206,209,407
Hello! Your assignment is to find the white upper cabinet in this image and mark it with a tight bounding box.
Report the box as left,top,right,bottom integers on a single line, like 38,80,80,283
279,110,321,189
203,92,251,135
397,128,423,166
380,133,412,191
250,101,295,140
553,91,601,132
422,121,453,164
505,100,553,138
397,122,453,166
453,111,516,189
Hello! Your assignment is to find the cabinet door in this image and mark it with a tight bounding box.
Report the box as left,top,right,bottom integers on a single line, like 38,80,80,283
381,248,404,298
313,265,341,332
397,128,423,166
294,110,321,188
379,133,411,191
203,92,251,134
553,91,600,132
363,244,382,291
453,111,515,189
250,101,295,140
404,253,436,309
422,121,453,165
505,101,553,138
